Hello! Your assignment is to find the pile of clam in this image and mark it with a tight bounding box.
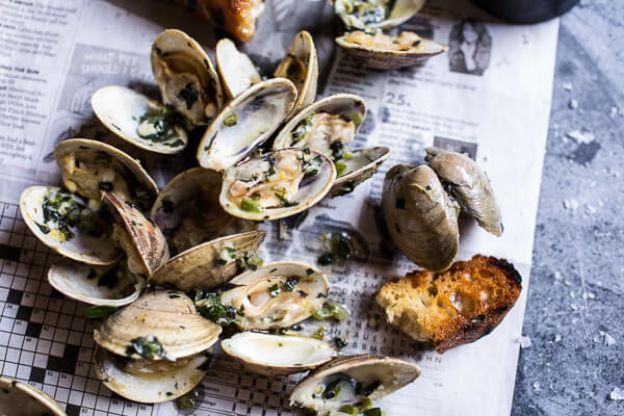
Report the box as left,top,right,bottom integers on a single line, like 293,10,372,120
18,28,420,413
332,0,448,69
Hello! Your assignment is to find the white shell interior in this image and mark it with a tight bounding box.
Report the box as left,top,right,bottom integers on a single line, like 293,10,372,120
48,260,144,306
19,186,121,265
216,38,261,98
0,377,65,416
222,332,336,368
336,146,390,183
91,85,187,154
197,78,297,171
95,348,209,403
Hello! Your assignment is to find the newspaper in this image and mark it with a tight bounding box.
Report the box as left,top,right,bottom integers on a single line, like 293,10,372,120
0,0,559,415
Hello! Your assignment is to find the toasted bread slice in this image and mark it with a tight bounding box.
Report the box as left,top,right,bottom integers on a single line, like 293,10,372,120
376,255,521,352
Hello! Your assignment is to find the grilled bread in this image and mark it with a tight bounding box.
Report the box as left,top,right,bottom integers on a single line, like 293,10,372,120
376,255,522,352
182,0,265,42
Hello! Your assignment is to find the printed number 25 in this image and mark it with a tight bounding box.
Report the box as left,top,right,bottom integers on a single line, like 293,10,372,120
385,92,406,106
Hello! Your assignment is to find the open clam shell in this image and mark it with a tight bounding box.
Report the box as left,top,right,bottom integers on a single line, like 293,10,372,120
333,0,425,30
382,164,459,271
149,230,266,291
221,332,336,376
151,29,223,126
336,31,448,70
0,376,66,416
95,347,210,404
197,78,297,171
219,261,329,330
219,149,336,221
216,38,262,99
274,31,318,116
103,192,170,277
274,94,387,195
151,167,257,254
54,138,158,211
20,186,121,265
425,147,503,236
331,146,390,196
91,85,188,154
48,260,144,307
94,290,222,360
290,354,421,415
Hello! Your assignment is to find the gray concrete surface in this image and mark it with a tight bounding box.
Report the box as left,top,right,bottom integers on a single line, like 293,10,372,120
511,1,624,415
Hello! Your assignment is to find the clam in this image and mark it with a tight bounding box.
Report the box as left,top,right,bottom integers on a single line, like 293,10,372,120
102,192,170,277
425,147,503,236
273,94,389,196
0,376,66,416
196,78,297,172
151,167,257,254
221,332,336,376
336,30,448,70
93,290,219,403
95,347,210,404
149,230,266,291
290,355,421,415
48,260,144,307
54,138,158,211
332,0,426,30
20,186,121,265
216,37,262,99
217,261,329,330
151,29,223,126
382,164,459,272
219,149,336,221
91,85,188,154
274,31,318,116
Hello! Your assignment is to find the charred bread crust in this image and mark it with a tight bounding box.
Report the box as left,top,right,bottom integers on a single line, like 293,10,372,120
376,255,522,353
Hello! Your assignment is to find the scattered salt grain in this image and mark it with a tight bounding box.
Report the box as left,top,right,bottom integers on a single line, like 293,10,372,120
554,334,562,342
519,336,532,349
600,331,616,347
563,82,573,91
563,199,579,211
566,129,595,144
608,387,624,401
533,382,542,391
610,106,619,118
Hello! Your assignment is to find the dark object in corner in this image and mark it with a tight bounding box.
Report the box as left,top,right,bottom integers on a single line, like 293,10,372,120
473,0,579,24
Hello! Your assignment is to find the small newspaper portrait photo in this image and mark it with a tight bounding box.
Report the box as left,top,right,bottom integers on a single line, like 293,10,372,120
448,18,492,76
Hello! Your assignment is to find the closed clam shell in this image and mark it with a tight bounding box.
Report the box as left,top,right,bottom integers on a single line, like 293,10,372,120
221,332,336,376
196,78,297,172
19,186,121,266
103,192,170,276
336,31,448,70
219,261,329,330
425,147,503,236
219,149,336,221
91,85,188,154
274,30,318,116
149,230,266,291
48,260,144,307
0,376,66,416
290,354,421,415
53,138,158,211
151,167,257,254
382,164,459,271
94,347,210,403
151,29,223,126
93,290,222,360
216,37,261,99
333,0,425,30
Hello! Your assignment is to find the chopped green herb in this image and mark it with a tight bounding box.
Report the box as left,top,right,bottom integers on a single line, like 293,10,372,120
176,389,198,409
223,112,238,127
274,187,298,208
339,404,358,416
313,302,350,322
178,82,199,109
83,305,118,319
323,379,342,400
268,284,281,297
195,291,238,326
330,141,344,161
333,336,348,349
282,277,299,292
362,408,383,416
302,155,323,177
291,114,314,143
137,106,180,144
335,161,348,177
348,112,363,126
240,197,262,213
306,268,315,275
236,252,264,271
312,327,325,340
126,335,167,360
317,232,355,265
35,222,50,234
216,245,237,266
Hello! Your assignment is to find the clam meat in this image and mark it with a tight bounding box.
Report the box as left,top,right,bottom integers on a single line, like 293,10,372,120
332,0,425,30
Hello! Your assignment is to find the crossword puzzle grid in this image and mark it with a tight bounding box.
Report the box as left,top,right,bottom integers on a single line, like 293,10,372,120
0,201,295,416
